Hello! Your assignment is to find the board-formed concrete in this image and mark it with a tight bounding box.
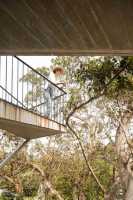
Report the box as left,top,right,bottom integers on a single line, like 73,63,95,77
0,1,133,55
0,99,65,139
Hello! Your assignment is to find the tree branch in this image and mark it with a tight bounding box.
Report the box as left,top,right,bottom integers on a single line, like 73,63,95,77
66,64,127,195
31,163,64,200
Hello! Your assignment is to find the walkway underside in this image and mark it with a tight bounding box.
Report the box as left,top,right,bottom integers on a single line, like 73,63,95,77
0,1,133,55
0,118,64,139
0,99,65,139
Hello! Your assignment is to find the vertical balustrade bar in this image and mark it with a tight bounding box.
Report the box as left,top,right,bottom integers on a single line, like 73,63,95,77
62,95,64,125
36,73,38,125
22,64,24,108
24,65,26,107
62,95,63,125
50,98,51,119
53,97,55,122
57,99,59,123
61,93,63,124
26,68,29,108
63,95,65,124
61,95,63,125
43,80,45,116
54,97,56,120
17,59,19,106
63,95,65,125
0,57,1,85
51,100,53,128
32,71,34,109
36,73,37,112
5,56,7,101
50,96,52,120
59,96,61,124
41,79,44,116
0,56,1,99
39,81,41,115
2,57,3,99
0,58,1,97
56,98,57,122
45,84,46,124
11,56,13,103
40,81,43,115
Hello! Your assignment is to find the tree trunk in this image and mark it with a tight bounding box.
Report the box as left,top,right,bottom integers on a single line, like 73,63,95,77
115,111,131,161
115,110,133,199
72,184,78,200
125,176,133,200
79,191,86,200
14,177,23,194
36,180,64,200
36,183,47,200
44,179,64,200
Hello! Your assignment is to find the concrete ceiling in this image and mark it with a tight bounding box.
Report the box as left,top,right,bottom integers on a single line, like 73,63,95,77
0,0,133,55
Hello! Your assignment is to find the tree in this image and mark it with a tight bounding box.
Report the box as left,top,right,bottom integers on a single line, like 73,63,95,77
60,56,133,199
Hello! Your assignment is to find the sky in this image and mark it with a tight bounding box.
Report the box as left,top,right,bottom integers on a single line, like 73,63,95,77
19,56,55,68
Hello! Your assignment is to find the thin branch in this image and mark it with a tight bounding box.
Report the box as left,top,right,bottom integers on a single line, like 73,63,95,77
31,163,64,200
0,175,14,185
66,123,105,193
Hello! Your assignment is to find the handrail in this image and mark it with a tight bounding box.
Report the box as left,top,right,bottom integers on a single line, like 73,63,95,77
0,85,26,108
14,56,66,95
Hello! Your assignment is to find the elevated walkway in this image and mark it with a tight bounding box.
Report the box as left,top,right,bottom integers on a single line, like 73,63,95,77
0,56,66,139
0,99,65,139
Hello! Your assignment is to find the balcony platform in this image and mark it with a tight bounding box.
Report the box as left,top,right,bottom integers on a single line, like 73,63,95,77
0,99,65,139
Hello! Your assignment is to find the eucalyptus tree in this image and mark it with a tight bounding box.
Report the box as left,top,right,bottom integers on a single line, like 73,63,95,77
52,56,133,199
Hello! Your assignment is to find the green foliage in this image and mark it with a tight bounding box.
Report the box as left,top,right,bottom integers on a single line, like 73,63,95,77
55,176,73,200
0,193,23,200
75,56,133,100
51,56,72,69
21,171,40,197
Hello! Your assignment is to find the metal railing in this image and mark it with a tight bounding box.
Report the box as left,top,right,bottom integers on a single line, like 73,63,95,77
0,56,66,125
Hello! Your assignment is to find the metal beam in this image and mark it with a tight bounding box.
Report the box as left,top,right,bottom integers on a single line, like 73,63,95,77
0,139,29,169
